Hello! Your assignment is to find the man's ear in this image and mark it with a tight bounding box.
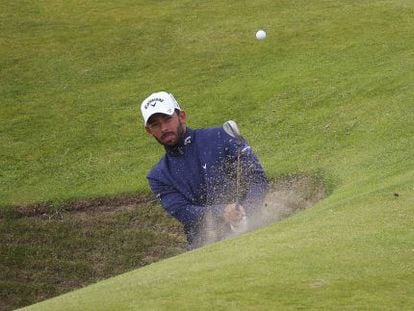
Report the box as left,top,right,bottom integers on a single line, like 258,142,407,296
145,126,152,136
178,110,187,124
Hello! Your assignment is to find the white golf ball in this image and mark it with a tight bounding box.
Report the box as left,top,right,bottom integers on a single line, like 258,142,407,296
256,29,266,40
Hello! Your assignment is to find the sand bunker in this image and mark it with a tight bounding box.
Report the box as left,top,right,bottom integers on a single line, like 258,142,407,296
199,174,327,246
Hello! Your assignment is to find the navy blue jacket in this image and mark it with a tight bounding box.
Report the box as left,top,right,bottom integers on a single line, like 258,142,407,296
147,127,268,243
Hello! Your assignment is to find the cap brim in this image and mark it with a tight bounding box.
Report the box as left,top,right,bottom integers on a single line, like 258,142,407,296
144,108,175,126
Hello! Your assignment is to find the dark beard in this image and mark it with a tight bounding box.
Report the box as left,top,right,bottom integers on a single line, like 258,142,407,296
155,120,186,147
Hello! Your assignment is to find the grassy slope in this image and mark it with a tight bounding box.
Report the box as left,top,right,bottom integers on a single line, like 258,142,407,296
1,0,412,309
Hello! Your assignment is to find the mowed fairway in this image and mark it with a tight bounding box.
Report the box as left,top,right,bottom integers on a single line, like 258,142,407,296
1,0,413,310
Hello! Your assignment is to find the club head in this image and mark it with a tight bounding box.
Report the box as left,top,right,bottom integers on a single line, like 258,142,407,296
223,120,241,139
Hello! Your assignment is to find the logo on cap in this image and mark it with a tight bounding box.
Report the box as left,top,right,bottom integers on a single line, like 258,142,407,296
144,98,164,110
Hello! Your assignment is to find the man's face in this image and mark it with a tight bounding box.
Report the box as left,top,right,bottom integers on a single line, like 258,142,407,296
145,111,187,147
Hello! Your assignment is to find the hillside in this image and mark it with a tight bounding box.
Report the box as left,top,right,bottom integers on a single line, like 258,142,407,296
0,0,412,310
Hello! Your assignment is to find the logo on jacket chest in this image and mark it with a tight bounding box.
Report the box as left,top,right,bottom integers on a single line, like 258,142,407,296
184,136,192,145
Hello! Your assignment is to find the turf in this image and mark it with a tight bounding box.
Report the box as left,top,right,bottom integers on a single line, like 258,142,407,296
1,0,413,310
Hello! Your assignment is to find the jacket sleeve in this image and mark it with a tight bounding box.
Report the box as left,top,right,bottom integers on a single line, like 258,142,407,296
225,135,268,213
148,177,206,227
240,146,268,213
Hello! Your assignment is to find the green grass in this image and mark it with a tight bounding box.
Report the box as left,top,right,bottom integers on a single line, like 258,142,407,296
1,0,413,310
1,0,412,206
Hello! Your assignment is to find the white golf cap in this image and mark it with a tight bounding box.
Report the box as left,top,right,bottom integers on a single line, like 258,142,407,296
140,91,181,125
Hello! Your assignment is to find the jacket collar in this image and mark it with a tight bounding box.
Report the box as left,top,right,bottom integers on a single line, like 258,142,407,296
165,128,194,156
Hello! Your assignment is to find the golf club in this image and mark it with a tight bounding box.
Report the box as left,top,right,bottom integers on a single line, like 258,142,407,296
223,120,248,233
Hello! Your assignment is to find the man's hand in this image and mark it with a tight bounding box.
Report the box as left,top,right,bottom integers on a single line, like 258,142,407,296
223,203,246,225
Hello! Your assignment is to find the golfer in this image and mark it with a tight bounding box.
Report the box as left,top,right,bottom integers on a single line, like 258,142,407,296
141,91,268,249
